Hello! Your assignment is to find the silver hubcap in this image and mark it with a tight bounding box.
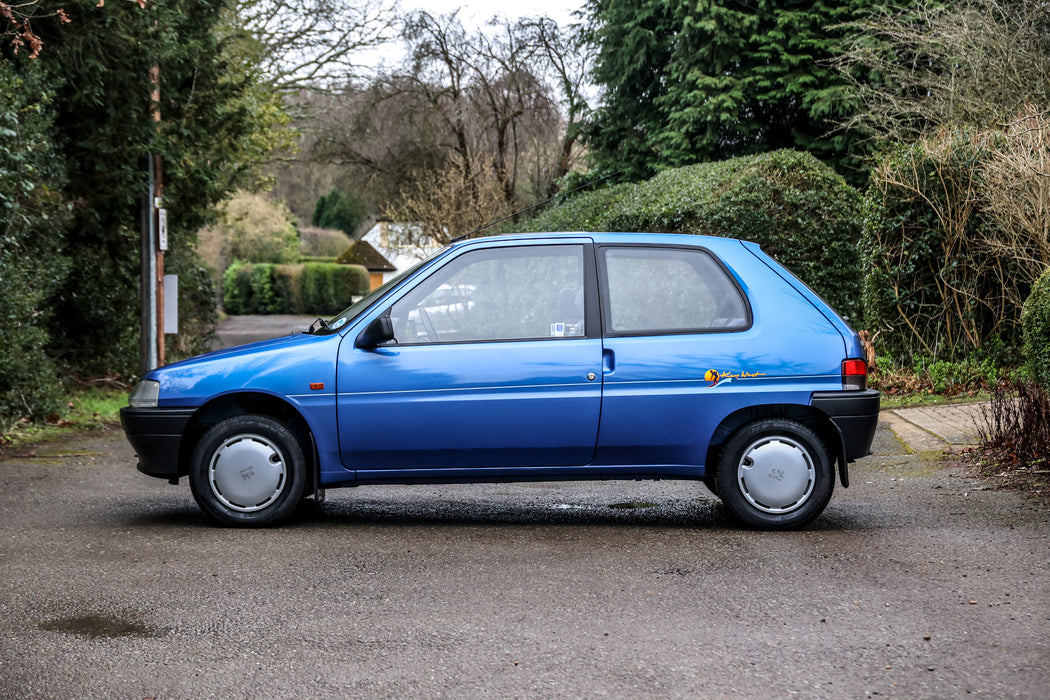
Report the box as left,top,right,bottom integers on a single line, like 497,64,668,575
736,435,814,514
208,433,287,512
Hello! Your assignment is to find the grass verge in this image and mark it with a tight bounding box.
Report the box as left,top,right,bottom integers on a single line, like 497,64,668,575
0,386,126,454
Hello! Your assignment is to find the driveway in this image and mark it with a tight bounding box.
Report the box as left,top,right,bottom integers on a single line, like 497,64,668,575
0,414,1046,698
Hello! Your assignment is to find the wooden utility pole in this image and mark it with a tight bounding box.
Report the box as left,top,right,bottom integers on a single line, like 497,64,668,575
150,64,165,367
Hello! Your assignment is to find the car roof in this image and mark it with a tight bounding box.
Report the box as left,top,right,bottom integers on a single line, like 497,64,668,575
453,231,748,253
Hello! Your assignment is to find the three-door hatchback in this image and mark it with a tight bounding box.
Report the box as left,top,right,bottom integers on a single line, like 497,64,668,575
121,232,880,529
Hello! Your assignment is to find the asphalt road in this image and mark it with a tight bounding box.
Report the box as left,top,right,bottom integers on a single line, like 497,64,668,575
1,423,1047,699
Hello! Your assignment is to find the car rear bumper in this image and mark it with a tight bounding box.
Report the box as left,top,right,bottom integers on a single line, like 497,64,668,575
120,406,195,478
811,389,881,462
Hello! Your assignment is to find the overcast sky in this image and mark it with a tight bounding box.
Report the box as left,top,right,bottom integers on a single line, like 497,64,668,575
398,0,585,27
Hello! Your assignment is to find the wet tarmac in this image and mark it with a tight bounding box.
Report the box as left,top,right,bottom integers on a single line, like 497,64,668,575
0,416,1046,698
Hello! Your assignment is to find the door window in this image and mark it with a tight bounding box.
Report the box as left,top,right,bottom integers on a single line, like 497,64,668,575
388,245,586,344
601,246,750,334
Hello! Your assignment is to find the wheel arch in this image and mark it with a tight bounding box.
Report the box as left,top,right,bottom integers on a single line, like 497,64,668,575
704,403,848,487
179,392,317,490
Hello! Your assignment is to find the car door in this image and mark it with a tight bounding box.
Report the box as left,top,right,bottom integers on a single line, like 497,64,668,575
336,241,603,477
592,244,757,470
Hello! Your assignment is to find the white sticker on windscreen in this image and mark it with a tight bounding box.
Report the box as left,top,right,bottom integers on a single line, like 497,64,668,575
551,322,565,337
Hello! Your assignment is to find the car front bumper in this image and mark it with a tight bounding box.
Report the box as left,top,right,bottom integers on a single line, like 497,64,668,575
119,406,196,479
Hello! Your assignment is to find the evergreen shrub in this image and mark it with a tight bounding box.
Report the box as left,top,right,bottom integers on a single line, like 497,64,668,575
1022,267,1050,388
0,61,70,423
312,190,367,237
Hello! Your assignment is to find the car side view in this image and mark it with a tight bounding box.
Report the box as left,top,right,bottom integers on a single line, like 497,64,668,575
121,232,880,529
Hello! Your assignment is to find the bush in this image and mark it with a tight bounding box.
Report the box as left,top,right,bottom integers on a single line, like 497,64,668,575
978,379,1050,470
223,262,369,315
223,262,253,314
199,190,300,275
300,263,370,315
863,134,1006,363
0,60,71,424
864,114,1050,366
1022,266,1050,388
516,151,864,320
271,264,303,314
870,355,1005,397
312,189,367,237
299,226,353,259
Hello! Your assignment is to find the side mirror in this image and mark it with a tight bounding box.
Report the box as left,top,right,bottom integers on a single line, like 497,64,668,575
355,315,395,349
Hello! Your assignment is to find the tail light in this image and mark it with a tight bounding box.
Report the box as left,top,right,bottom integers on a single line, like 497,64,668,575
842,359,867,391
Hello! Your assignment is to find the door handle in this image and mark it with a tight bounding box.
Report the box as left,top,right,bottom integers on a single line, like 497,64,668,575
602,348,615,373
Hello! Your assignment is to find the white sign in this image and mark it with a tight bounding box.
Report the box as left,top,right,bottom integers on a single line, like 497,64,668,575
158,208,168,251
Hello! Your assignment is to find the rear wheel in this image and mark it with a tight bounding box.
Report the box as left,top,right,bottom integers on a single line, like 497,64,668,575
715,418,833,530
190,414,308,527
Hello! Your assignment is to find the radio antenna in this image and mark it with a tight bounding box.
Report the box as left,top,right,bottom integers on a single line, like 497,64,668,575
450,171,622,244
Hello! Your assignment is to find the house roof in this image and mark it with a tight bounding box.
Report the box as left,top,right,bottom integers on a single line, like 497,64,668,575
338,240,397,272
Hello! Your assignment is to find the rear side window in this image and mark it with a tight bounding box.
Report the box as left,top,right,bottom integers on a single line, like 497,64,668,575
600,246,750,334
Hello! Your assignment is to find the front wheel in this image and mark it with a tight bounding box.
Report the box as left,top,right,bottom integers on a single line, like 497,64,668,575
715,418,833,530
190,414,308,527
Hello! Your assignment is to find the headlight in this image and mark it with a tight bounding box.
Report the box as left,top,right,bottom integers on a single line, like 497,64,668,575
128,380,160,408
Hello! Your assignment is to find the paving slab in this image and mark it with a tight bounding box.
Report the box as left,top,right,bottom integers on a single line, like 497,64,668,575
886,402,986,452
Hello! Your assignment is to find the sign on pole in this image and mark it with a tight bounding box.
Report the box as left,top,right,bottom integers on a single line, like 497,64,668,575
163,274,178,334
158,208,168,251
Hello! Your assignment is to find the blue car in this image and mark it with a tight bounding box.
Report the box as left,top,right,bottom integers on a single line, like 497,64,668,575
121,232,879,529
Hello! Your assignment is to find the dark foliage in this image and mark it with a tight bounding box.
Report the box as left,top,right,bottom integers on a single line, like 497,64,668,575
862,133,1030,365
582,0,883,185
312,189,368,238
23,0,283,377
0,59,70,421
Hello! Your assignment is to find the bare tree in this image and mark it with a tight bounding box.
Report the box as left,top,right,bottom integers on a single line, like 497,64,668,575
390,162,510,245
520,16,594,190
835,0,1050,142
979,106,1050,283
279,11,593,244
230,0,398,92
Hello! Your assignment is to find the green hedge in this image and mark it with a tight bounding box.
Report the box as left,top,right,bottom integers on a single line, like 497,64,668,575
1023,267,1050,387
0,61,70,423
223,261,369,315
517,150,864,320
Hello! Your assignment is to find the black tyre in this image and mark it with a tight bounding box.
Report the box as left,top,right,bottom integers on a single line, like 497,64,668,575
715,418,833,530
189,414,308,527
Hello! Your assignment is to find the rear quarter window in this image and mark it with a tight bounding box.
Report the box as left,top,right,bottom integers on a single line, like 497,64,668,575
600,246,750,335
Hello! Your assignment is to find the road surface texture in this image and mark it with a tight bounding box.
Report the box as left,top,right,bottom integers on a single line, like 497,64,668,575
0,412,1047,698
